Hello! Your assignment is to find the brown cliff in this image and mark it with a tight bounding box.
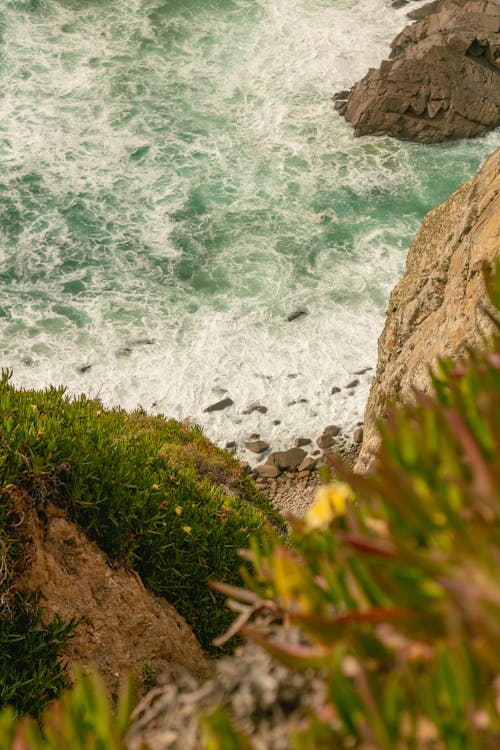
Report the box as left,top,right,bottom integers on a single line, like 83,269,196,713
356,146,500,472
334,0,500,143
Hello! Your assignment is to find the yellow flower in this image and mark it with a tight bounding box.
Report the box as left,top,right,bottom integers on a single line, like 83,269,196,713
175,506,182,516
305,482,354,530
183,525,191,534
152,483,159,491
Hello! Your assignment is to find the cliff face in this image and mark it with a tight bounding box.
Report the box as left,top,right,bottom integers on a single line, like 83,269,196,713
356,146,500,472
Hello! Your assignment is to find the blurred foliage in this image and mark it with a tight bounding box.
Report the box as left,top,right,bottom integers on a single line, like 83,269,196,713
0,671,134,750
207,261,500,749
0,377,281,716
0,595,76,719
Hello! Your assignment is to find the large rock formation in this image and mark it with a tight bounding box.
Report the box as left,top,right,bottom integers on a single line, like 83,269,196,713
356,146,500,472
334,0,500,143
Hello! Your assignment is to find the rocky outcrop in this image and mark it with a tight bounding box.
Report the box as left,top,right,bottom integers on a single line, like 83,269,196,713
356,147,500,472
334,0,500,143
16,504,209,696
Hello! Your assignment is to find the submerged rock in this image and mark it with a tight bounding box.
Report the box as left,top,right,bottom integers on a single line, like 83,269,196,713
286,308,308,322
335,0,500,143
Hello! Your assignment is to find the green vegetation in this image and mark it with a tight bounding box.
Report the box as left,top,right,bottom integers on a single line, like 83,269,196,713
2,266,500,747
0,380,280,716
0,671,134,750
208,263,500,749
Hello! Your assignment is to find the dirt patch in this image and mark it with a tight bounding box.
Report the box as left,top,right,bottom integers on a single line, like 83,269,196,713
15,504,209,696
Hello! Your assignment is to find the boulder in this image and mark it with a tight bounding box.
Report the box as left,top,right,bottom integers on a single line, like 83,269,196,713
356,147,500,472
245,440,269,454
295,437,312,447
203,397,234,413
317,434,335,449
264,448,307,472
323,424,341,436
335,0,500,143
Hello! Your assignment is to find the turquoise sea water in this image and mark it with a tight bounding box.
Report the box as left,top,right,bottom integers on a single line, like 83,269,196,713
1,0,499,453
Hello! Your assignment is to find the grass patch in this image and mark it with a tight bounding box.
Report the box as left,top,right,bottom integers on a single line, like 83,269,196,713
0,374,282,715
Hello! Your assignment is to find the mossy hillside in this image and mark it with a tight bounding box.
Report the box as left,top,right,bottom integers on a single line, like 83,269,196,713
0,376,281,715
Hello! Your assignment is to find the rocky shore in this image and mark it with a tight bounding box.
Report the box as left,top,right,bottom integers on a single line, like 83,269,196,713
335,0,500,142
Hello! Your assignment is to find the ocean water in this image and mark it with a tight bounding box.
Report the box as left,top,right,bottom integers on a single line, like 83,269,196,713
1,0,499,455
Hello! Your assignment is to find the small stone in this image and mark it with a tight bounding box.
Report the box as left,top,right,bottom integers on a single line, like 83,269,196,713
298,457,317,472
272,420,281,425
287,373,299,379
245,440,269,454
311,450,321,457
286,308,307,322
203,397,234,413
353,427,364,444
353,367,373,375
345,379,360,389
249,433,260,440
243,403,268,415
323,424,341,436
78,364,93,374
287,398,308,406
240,462,251,473
331,386,341,395
317,434,335,449
225,441,237,451
295,437,311,448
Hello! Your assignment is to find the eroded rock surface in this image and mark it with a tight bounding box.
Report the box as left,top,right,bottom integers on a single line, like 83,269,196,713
335,0,500,142
16,504,208,696
356,146,500,472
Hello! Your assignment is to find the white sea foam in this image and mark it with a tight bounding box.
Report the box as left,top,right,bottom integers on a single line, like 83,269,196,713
1,0,499,457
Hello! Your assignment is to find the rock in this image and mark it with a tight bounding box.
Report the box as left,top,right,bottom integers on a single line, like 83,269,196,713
295,437,312,448
245,440,269,454
272,420,281,425
335,0,500,143
311,450,321,457
323,424,341,436
331,386,341,395
353,427,364,444
286,308,308,322
345,379,360,389
249,433,260,440
243,403,268,415
203,397,234,413
353,367,373,375
298,457,318,472
356,146,500,472
267,448,307,471
287,398,308,406
254,463,280,479
407,0,440,21
317,434,335,449
116,347,133,357
225,441,237,451
78,364,93,374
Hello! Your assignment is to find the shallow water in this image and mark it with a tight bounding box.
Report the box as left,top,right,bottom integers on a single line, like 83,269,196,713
1,0,499,454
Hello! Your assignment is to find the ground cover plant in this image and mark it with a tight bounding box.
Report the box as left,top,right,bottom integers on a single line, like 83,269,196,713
207,262,500,748
0,381,280,716
2,264,500,747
